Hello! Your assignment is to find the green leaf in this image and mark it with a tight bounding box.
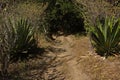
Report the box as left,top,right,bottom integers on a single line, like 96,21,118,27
90,17,120,57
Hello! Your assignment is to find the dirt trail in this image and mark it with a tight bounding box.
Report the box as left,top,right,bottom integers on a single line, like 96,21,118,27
51,35,91,80
43,35,120,80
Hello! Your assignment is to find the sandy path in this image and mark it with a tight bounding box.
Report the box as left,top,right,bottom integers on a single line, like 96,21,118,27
53,36,91,80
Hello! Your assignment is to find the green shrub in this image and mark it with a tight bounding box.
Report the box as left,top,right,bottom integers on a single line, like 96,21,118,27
44,0,85,36
90,17,120,57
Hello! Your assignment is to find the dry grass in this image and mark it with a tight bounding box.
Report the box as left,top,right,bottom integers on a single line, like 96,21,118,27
74,36,120,80
7,51,57,80
76,0,120,27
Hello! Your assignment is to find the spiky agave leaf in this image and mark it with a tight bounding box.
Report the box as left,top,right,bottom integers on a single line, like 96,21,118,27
5,18,36,56
90,17,120,57
13,19,36,53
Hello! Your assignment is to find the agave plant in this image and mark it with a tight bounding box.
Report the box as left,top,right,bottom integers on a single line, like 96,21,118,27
0,18,36,79
14,19,36,53
90,17,120,57
7,18,37,61
3,18,36,60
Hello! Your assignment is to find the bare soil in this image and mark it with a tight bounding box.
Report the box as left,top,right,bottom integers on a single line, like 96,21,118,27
53,35,91,80
43,35,120,80
9,35,120,80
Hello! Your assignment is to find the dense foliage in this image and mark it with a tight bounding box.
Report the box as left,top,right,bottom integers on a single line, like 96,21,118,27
45,0,85,37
